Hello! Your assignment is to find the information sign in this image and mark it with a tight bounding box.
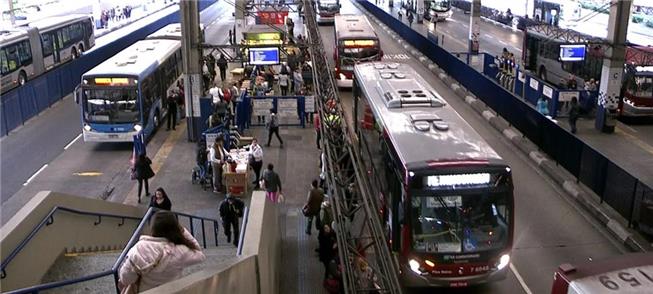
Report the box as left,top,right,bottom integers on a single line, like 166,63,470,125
249,47,280,65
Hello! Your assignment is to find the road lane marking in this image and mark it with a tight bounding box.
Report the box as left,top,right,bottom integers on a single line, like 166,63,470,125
499,40,507,45
64,133,82,150
23,164,48,186
73,171,103,176
510,263,533,294
615,127,653,156
484,33,494,39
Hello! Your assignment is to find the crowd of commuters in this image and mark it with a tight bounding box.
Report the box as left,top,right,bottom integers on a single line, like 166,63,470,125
99,6,134,29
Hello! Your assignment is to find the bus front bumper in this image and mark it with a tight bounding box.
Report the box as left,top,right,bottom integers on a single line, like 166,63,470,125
336,78,353,88
401,265,508,288
83,129,140,142
622,102,653,117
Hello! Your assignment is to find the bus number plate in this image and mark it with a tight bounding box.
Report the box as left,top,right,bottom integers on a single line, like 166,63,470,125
108,134,118,139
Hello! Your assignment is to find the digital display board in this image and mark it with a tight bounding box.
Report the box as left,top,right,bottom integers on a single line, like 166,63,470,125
560,44,586,61
248,47,280,65
92,78,132,86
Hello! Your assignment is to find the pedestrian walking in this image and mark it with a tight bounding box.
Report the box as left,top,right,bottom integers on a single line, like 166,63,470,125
314,112,321,149
206,54,216,81
228,30,233,45
216,54,228,83
248,138,264,188
133,153,155,204
320,198,333,230
209,137,228,193
407,11,414,27
318,224,337,279
118,211,205,293
568,97,580,134
260,163,283,203
303,179,325,235
265,111,284,147
219,194,245,246
150,187,172,210
293,67,304,95
398,10,402,20
166,89,178,131
279,71,289,95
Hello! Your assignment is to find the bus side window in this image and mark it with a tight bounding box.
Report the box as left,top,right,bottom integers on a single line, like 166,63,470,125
41,34,53,57
0,48,9,74
18,40,32,65
4,45,19,72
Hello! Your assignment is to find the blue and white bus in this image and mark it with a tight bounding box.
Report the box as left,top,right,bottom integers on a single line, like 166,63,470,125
76,38,182,142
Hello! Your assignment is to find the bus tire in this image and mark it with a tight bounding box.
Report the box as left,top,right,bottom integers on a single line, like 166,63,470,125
538,66,547,81
153,110,161,129
72,47,79,59
18,71,27,86
79,44,85,53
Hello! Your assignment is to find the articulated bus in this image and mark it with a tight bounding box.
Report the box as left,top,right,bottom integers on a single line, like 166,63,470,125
523,27,653,118
333,14,382,87
551,253,653,294
316,0,340,24
1,14,95,93
426,0,453,22
353,62,514,288
77,38,182,142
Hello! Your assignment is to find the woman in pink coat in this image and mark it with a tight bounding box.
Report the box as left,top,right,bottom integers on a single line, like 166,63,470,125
119,211,206,292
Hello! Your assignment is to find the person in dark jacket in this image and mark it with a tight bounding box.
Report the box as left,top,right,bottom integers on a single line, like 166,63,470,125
318,224,337,279
216,54,228,82
166,89,178,131
150,187,172,210
305,179,324,235
134,153,155,203
568,96,581,134
261,163,282,203
219,194,245,246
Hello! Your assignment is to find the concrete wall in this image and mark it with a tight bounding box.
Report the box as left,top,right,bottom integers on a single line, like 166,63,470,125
142,191,281,294
143,255,260,294
0,191,145,292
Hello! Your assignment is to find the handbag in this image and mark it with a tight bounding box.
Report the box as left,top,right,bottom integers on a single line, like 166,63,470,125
302,204,310,217
277,193,285,203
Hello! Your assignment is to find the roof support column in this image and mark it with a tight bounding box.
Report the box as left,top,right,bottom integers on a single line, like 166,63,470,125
416,0,425,23
468,0,481,53
234,0,245,46
180,0,203,141
595,0,632,133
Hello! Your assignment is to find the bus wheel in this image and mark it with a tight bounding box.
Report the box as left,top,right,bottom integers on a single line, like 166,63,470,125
18,71,27,86
79,44,85,53
153,111,161,129
72,47,79,59
538,66,547,81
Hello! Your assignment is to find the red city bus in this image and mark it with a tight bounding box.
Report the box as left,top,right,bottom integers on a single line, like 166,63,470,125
353,62,515,288
333,14,382,88
551,253,653,294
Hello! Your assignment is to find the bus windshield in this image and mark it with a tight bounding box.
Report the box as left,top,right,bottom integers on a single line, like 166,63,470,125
410,192,511,254
339,42,380,71
83,88,140,124
630,75,653,97
430,0,451,12
319,2,339,12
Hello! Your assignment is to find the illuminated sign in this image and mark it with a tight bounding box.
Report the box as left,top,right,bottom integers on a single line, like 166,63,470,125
559,44,586,62
425,173,491,187
93,78,132,86
343,40,377,47
249,47,280,65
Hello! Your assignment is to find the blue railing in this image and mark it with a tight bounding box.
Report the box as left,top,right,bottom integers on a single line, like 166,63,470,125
3,206,223,294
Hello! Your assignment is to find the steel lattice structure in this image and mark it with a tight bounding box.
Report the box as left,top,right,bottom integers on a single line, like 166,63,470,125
302,1,403,293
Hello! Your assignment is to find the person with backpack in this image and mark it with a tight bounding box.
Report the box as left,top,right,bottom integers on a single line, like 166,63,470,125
133,153,155,204
166,89,178,131
303,179,324,235
218,194,245,246
266,111,284,147
216,54,228,83
260,163,283,203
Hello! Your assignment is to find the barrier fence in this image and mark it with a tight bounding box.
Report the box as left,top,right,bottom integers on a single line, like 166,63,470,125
0,0,216,137
236,95,307,128
358,0,653,236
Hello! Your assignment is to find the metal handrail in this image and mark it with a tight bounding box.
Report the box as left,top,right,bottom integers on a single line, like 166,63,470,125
236,206,250,256
3,206,226,294
1,206,143,277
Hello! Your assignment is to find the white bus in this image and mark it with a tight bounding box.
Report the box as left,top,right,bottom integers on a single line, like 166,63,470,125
146,23,206,41
334,14,382,87
77,39,182,142
1,14,95,93
316,0,340,24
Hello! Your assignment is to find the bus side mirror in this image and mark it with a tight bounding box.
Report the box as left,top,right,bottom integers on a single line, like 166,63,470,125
74,85,81,104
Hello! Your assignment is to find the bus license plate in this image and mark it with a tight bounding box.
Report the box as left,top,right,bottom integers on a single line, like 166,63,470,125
450,281,468,287
108,134,118,139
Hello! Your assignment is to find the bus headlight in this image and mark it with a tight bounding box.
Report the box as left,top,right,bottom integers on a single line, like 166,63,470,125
408,259,421,274
339,73,346,80
134,124,142,132
84,124,91,131
497,254,510,270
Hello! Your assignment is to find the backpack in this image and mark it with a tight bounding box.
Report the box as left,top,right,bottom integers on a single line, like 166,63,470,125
222,87,232,102
268,115,278,128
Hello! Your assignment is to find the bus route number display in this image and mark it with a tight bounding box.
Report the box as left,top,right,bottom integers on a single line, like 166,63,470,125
572,265,653,293
249,47,280,65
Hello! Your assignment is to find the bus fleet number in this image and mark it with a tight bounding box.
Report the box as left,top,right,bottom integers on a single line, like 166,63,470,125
595,268,653,291
383,54,410,60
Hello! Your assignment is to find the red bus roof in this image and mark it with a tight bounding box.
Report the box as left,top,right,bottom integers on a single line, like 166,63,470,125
334,14,378,41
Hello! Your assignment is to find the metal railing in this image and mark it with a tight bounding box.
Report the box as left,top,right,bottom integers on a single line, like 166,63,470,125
4,207,224,294
236,206,250,256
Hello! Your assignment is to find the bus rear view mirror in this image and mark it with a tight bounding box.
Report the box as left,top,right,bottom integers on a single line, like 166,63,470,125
74,85,81,104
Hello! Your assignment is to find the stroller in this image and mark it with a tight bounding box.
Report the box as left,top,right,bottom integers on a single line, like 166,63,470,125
191,141,213,191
